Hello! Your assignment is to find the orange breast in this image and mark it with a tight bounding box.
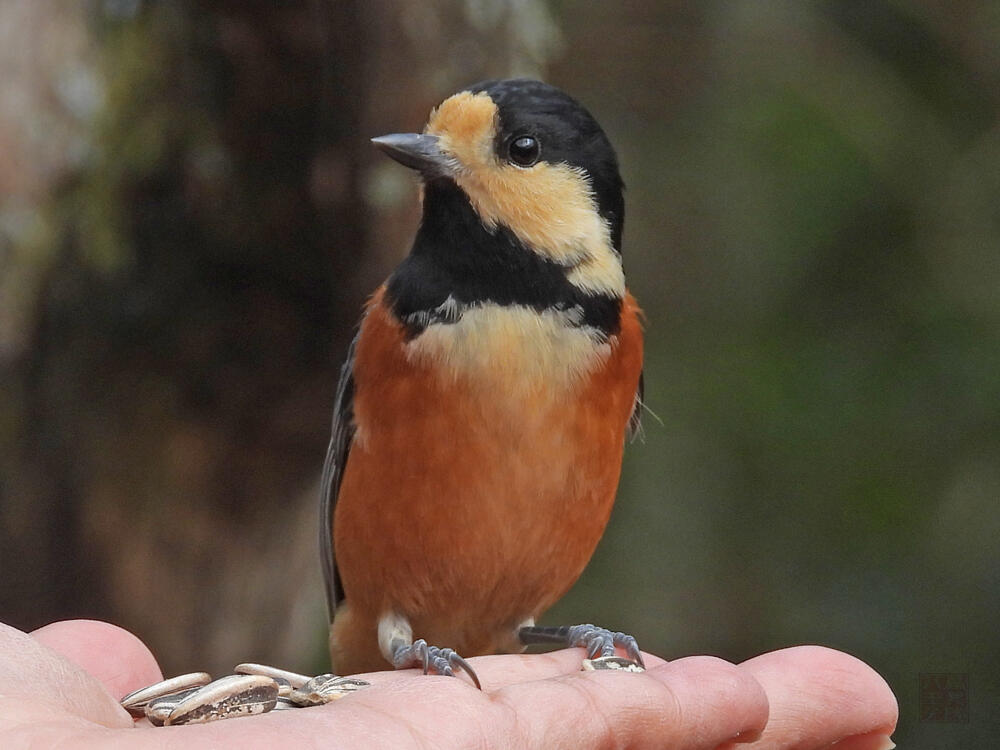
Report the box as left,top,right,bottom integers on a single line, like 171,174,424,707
332,288,643,657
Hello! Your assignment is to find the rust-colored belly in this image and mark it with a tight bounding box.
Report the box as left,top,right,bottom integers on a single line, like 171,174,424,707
332,292,643,658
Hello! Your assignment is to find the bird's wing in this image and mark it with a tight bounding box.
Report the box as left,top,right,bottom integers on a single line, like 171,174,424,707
320,332,358,620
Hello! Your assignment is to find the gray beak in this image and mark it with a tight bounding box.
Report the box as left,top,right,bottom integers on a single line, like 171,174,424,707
371,133,453,177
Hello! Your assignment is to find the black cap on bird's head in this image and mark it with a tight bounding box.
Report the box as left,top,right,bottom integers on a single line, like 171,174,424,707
372,79,626,283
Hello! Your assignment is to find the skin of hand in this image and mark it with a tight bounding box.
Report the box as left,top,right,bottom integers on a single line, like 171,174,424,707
0,620,896,750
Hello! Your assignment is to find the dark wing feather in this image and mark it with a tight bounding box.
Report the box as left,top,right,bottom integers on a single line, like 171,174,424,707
320,332,358,620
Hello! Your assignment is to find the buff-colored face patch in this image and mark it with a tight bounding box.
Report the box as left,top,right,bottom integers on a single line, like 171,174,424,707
425,91,624,297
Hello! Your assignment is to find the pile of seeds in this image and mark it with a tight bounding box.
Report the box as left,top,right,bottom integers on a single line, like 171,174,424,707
119,663,370,726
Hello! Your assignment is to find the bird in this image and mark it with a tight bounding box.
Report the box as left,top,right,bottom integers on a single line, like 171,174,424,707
320,78,645,688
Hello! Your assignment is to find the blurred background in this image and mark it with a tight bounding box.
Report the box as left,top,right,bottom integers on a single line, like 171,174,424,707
1,0,997,745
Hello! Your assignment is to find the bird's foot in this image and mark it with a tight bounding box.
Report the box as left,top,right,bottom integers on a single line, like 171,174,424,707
391,639,482,689
377,612,481,688
518,623,645,671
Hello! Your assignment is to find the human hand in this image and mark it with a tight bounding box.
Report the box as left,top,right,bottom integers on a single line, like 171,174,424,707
1,619,896,749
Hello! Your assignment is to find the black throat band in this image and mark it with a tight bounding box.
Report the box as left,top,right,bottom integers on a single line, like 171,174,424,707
385,179,622,339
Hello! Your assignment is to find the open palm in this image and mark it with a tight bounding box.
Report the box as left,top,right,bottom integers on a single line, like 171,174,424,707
1,620,896,749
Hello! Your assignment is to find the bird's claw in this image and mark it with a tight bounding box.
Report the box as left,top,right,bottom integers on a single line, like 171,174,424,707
393,638,482,689
519,623,645,671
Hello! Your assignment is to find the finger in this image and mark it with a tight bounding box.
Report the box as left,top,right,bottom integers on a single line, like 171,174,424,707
324,654,769,750
76,653,767,749
475,648,668,689
344,648,669,692
736,645,897,750
0,621,132,730
498,656,768,750
32,619,163,702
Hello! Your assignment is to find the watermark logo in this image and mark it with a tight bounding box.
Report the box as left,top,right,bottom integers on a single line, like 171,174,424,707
919,673,969,723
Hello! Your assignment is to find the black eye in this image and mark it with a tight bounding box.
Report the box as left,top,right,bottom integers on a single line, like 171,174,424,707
508,135,540,167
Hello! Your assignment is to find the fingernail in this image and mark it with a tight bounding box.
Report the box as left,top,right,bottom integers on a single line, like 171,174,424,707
825,732,895,750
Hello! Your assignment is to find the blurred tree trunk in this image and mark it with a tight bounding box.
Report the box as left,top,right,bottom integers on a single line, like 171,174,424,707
0,0,557,676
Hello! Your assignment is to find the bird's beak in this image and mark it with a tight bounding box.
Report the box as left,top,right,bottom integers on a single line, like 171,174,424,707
371,133,453,177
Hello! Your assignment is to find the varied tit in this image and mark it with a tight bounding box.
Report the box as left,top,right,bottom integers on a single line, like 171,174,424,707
321,78,645,688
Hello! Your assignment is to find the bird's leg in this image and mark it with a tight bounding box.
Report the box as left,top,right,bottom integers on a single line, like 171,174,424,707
518,623,645,671
377,612,481,689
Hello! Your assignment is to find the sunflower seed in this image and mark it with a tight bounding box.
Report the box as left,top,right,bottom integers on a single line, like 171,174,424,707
164,674,278,725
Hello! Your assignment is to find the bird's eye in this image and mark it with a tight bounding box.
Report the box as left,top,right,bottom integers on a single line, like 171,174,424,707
508,135,540,167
